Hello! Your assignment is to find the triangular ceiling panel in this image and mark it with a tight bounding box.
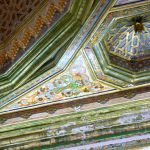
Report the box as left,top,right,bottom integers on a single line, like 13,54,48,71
1,50,115,112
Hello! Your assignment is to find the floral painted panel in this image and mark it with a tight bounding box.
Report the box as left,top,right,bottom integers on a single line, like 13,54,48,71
2,51,114,111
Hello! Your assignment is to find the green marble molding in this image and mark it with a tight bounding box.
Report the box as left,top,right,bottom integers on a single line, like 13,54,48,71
93,42,150,84
0,97,150,149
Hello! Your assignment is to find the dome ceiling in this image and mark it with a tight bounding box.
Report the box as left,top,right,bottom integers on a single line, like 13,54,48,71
92,1,150,84
101,13,150,72
0,1,149,149
103,14,150,61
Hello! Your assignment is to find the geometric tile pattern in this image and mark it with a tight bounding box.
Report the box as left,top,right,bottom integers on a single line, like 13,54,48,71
103,13,150,61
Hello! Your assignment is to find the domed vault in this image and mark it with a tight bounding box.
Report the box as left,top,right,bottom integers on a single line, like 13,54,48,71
93,11,150,84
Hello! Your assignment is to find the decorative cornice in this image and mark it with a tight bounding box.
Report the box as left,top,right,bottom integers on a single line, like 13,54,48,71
0,94,149,149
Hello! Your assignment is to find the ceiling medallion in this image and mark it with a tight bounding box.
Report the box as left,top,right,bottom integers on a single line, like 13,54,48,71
93,12,150,85
132,16,145,33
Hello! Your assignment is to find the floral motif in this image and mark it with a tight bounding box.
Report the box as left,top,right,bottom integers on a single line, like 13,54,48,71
17,71,104,107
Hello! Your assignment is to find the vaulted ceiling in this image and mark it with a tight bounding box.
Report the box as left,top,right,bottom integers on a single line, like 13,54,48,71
0,1,150,149
95,12,150,75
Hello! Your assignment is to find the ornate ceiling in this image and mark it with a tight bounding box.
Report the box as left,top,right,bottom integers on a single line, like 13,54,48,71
103,14,150,60
0,0,148,95
0,0,148,99
0,1,150,150
0,0,149,108
101,13,150,72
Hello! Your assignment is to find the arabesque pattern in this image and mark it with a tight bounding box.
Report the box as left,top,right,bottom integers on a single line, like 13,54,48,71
103,14,150,60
